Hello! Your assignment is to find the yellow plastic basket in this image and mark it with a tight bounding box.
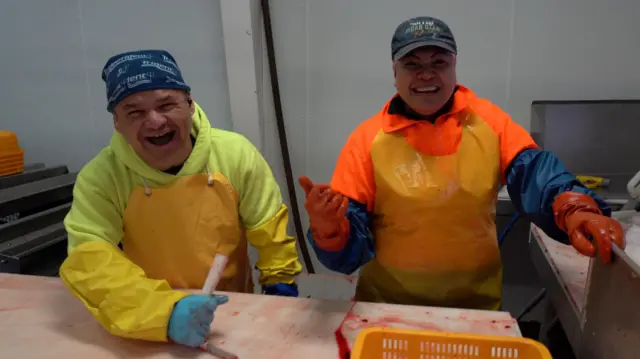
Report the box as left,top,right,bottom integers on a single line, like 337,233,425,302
351,327,552,359
0,131,24,177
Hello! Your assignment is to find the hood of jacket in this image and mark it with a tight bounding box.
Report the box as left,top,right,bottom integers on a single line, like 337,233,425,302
109,102,212,185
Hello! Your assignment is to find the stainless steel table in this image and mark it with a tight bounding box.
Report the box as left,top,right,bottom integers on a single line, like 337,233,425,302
530,225,588,354
531,217,640,359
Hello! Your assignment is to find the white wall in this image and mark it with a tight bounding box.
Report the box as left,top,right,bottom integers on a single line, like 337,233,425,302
507,0,640,119
256,0,640,274
0,0,232,172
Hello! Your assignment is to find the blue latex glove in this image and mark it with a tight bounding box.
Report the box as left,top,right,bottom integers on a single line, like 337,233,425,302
262,283,298,297
167,294,229,347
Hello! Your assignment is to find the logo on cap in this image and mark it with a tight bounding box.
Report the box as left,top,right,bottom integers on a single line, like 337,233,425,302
406,20,442,38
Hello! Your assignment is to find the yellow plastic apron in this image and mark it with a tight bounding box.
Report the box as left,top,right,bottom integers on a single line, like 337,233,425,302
356,111,502,310
122,172,253,293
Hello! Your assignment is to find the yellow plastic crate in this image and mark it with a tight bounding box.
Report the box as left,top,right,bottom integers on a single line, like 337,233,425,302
351,327,552,359
0,131,24,176
0,130,19,151
0,149,24,176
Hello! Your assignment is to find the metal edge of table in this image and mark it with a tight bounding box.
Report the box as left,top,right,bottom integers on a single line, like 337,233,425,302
578,244,640,359
529,226,582,353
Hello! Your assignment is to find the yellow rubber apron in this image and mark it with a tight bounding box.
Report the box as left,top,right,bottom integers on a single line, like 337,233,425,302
356,111,502,310
122,172,253,293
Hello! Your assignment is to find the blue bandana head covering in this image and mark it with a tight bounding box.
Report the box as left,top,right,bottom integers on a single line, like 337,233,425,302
101,49,191,112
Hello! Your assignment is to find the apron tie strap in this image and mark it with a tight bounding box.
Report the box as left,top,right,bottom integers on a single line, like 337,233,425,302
205,165,214,186
140,177,152,196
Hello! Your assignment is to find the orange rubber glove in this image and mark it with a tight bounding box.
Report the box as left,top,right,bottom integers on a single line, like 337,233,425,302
553,191,625,264
298,176,350,251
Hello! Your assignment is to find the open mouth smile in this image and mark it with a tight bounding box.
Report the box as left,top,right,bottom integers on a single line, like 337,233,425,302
146,131,176,146
412,86,440,95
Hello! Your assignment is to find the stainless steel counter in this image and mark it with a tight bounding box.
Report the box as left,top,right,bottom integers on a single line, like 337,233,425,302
529,226,588,354
531,218,640,359
578,226,640,359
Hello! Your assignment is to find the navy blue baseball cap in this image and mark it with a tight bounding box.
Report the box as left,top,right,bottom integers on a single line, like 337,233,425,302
391,16,457,61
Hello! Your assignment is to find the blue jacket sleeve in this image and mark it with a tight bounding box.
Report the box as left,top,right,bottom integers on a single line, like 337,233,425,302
506,148,611,244
306,199,374,274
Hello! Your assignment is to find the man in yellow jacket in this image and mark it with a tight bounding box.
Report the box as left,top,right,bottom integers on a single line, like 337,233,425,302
59,50,302,348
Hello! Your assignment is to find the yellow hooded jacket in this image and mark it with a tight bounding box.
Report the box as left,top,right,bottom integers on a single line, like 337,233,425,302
59,103,302,342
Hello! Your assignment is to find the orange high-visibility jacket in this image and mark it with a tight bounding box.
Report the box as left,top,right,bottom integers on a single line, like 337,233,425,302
307,85,609,310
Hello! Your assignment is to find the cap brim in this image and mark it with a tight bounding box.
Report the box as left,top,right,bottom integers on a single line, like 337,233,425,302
393,41,457,61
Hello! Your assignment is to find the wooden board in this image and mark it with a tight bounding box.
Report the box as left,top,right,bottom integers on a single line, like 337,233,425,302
0,274,521,358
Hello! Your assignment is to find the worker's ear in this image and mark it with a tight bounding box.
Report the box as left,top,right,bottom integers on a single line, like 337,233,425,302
113,114,122,133
392,62,399,89
184,91,195,116
392,62,398,89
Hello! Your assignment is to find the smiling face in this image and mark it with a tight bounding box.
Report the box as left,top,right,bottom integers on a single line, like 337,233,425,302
393,46,457,116
113,89,195,171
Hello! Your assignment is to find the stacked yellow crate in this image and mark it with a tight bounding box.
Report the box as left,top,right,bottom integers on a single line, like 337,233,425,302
0,131,24,176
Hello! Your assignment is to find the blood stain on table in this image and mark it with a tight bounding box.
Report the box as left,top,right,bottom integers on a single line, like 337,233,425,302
342,311,443,332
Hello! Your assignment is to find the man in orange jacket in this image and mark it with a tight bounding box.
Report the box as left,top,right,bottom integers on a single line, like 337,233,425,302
298,16,625,310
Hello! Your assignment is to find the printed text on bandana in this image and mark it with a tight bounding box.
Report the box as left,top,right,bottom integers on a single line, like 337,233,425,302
141,60,177,76
103,54,153,78
107,72,155,102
